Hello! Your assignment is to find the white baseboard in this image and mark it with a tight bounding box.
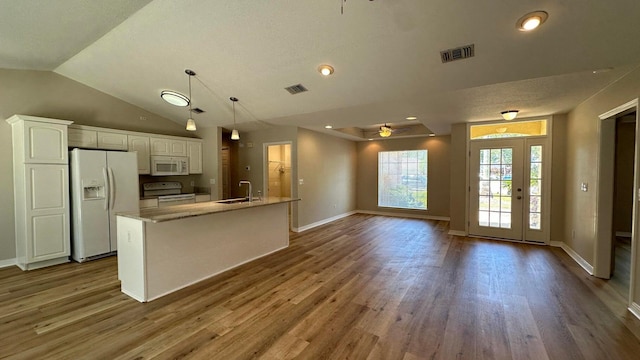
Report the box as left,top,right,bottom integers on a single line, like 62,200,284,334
616,231,632,238
554,241,594,275
293,211,357,233
448,230,467,236
629,302,640,321
356,210,450,221
0,258,16,269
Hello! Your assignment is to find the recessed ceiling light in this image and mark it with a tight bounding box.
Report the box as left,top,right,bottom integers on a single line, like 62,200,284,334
325,125,333,129
406,116,417,120
517,11,548,32
161,90,189,107
428,133,436,137
318,64,334,76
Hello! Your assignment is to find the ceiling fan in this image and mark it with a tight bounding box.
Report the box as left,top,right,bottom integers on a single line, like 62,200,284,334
368,123,411,138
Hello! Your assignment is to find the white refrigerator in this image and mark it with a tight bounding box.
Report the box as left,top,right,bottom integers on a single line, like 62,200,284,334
70,149,139,262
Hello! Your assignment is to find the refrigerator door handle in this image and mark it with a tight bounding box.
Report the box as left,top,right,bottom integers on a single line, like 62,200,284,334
103,167,110,211
108,167,116,210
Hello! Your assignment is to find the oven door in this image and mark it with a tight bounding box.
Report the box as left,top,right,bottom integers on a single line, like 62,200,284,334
157,194,196,207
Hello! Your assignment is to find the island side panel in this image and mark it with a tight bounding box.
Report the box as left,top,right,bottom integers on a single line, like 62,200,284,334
117,216,147,302
144,202,289,301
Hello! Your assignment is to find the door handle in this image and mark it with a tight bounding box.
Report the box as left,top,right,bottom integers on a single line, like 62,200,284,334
517,195,522,200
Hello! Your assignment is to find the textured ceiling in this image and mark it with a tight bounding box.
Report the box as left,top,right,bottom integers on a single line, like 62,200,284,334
2,0,640,137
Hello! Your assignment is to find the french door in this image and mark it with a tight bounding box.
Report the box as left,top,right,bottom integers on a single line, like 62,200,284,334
469,138,547,242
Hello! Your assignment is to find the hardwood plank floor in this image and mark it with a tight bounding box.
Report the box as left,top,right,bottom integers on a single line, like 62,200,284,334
1,214,640,359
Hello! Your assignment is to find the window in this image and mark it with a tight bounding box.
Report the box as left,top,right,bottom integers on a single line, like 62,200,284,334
378,150,427,210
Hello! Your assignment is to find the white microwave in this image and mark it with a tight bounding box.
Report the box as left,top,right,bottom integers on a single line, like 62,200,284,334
150,156,189,176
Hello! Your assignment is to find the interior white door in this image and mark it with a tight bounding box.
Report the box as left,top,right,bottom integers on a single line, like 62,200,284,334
469,138,547,242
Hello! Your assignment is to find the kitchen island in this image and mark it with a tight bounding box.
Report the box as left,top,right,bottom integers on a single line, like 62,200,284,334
116,197,299,302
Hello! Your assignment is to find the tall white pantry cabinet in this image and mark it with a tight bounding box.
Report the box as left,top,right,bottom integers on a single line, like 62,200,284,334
6,115,73,270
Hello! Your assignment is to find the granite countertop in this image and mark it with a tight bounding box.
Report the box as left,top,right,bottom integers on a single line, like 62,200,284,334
118,197,300,223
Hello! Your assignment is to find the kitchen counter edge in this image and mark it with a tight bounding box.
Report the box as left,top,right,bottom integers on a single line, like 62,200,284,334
117,197,300,223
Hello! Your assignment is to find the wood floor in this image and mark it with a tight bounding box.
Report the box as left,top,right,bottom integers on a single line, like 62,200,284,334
2,214,640,359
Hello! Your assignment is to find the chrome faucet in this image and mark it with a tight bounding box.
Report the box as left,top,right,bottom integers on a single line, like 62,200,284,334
239,181,252,202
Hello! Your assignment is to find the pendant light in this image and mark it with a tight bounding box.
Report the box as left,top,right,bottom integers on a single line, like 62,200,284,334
230,97,240,140
185,69,197,131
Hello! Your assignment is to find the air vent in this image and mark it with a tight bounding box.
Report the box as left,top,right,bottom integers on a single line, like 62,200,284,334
192,107,205,114
440,44,475,63
285,84,308,95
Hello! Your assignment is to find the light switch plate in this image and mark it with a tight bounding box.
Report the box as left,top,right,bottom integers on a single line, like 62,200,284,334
299,178,304,185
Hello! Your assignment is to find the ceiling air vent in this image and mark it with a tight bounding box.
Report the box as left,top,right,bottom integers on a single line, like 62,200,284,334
192,107,205,114
285,84,308,95
440,44,475,63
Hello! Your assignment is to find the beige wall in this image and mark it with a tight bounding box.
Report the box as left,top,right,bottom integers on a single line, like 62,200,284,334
564,65,640,304
550,115,568,244
297,128,357,228
565,66,640,264
449,124,467,232
0,69,198,261
357,136,450,218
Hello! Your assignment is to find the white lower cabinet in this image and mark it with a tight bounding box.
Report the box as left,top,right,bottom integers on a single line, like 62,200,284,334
22,165,70,266
195,194,210,203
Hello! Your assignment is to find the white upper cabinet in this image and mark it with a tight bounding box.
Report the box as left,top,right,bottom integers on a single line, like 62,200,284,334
128,135,151,174
187,141,203,174
68,128,98,148
7,115,70,164
150,137,187,156
97,131,128,150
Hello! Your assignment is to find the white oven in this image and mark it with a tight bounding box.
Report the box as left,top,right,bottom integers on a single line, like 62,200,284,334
150,156,189,176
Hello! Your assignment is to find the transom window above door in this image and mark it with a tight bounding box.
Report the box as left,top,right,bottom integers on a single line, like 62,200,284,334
470,119,547,139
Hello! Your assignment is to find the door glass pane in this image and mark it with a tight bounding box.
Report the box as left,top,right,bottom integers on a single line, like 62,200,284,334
529,145,543,230
477,146,513,229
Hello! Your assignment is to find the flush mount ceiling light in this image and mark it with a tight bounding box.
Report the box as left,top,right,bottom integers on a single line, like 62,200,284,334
185,69,197,131
501,110,519,121
406,116,417,120
379,124,392,138
325,125,333,129
517,11,548,31
230,97,240,140
318,64,334,76
160,90,189,107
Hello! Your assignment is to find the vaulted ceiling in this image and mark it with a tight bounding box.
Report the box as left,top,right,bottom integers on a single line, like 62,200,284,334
2,0,639,139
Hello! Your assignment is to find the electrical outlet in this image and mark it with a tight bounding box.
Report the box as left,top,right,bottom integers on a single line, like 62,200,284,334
209,178,216,185
298,178,304,185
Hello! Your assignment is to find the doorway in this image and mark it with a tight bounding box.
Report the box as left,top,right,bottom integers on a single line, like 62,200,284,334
611,113,636,297
264,143,292,198
595,100,638,299
221,146,230,199
469,137,548,242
